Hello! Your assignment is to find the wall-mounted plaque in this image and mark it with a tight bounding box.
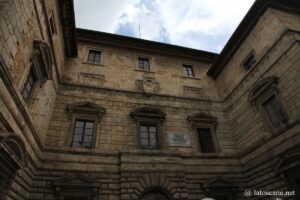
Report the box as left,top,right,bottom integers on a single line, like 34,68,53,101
169,132,191,147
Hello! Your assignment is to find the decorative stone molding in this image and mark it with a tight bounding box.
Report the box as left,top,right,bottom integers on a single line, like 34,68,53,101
0,131,28,168
53,173,100,200
187,113,217,125
66,102,106,119
120,173,187,200
130,107,166,121
202,176,238,200
274,148,300,175
31,40,53,83
136,76,160,96
248,76,278,105
183,86,205,97
79,72,105,87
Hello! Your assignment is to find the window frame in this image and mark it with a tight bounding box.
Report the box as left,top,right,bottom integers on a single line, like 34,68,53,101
249,77,289,133
71,119,96,149
130,107,166,150
21,41,53,105
187,113,220,154
49,11,57,36
21,67,38,102
182,63,195,78
136,56,151,71
241,50,256,71
196,127,217,153
138,120,160,150
84,48,104,66
66,102,106,149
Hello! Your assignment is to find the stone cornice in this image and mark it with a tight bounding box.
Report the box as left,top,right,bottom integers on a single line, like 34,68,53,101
58,0,77,57
207,0,300,78
76,28,218,62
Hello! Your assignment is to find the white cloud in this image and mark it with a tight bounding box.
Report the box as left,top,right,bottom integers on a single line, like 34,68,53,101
74,0,255,52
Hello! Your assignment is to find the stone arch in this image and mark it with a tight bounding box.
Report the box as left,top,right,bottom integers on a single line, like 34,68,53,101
0,132,28,167
140,186,174,200
248,76,278,104
128,173,186,200
273,147,300,199
274,148,300,174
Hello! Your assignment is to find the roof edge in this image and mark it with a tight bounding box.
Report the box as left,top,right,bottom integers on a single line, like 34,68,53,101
76,28,218,63
58,0,78,57
207,0,300,78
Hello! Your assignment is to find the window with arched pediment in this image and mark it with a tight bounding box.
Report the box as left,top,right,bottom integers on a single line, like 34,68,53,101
187,113,219,153
21,40,53,103
248,77,289,133
130,107,166,150
0,132,28,200
274,148,300,199
66,102,106,149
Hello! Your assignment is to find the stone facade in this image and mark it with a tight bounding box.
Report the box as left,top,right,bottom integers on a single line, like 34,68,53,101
0,0,299,200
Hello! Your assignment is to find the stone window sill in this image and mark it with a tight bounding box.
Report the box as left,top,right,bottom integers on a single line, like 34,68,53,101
82,61,105,66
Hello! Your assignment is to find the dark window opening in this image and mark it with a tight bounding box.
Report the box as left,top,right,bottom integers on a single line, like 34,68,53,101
262,95,287,128
138,57,150,71
72,120,94,148
212,195,230,200
0,148,19,200
21,68,37,101
87,50,101,64
243,53,256,71
140,124,158,149
49,14,57,35
197,128,216,153
182,64,195,77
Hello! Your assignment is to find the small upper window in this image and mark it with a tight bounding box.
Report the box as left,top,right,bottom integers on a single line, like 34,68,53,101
243,52,256,71
21,68,37,101
87,50,101,64
182,64,195,77
72,120,94,149
137,57,150,71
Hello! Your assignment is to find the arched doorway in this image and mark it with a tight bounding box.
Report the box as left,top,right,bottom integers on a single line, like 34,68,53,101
141,190,170,200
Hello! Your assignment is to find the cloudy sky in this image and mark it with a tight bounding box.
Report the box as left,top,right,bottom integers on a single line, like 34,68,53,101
74,0,255,53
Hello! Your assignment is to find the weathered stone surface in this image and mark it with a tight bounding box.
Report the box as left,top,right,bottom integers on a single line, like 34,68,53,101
0,1,299,200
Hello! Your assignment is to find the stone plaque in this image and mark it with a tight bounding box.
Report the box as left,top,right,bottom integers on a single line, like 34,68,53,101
169,132,191,147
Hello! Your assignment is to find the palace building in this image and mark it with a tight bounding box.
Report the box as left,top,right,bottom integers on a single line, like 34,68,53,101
0,0,300,199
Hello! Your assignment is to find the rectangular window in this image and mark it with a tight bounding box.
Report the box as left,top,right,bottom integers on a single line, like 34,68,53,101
21,68,36,101
243,53,256,71
197,128,216,153
262,95,287,128
138,57,150,71
72,120,94,148
49,13,57,35
87,50,101,64
140,124,158,149
182,64,195,77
